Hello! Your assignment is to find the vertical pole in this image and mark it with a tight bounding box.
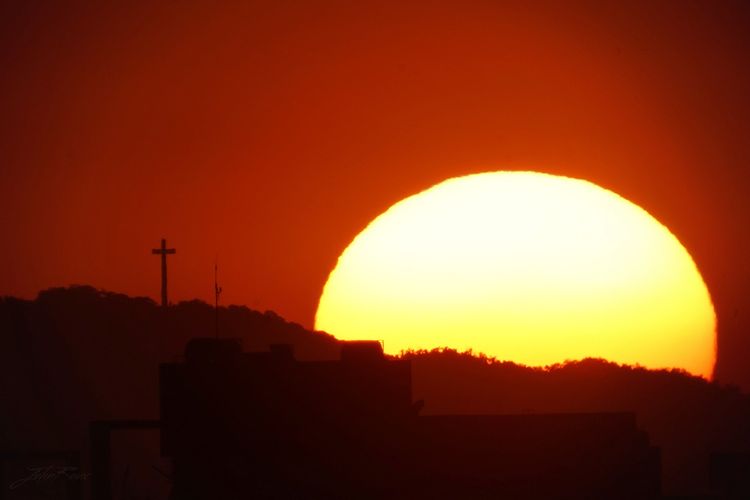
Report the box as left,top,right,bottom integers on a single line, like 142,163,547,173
161,239,168,307
90,422,112,500
0,457,5,500
66,451,82,500
214,263,219,339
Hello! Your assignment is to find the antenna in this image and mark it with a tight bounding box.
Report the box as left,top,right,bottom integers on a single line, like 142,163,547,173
214,260,222,339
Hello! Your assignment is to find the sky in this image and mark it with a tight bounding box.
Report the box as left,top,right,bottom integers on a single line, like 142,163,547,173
2,1,750,387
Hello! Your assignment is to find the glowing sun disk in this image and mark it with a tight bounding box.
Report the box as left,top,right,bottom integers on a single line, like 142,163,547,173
315,172,716,378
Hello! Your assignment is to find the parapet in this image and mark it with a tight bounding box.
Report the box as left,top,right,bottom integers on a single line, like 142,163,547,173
340,340,385,362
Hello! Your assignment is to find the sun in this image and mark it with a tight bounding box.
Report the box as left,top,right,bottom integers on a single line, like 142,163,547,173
315,171,716,378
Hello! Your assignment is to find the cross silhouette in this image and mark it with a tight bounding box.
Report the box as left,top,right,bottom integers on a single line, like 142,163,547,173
152,238,176,307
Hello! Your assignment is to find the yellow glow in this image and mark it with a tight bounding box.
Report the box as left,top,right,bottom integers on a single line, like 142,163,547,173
316,172,716,378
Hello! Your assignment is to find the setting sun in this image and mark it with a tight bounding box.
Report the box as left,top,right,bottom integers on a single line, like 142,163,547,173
316,171,716,378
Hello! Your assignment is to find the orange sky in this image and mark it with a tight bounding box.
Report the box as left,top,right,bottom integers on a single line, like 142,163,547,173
2,1,750,387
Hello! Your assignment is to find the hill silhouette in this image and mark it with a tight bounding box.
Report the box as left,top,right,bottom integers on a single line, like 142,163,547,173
1,286,748,496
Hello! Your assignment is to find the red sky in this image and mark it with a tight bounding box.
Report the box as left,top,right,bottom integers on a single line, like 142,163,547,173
2,1,750,387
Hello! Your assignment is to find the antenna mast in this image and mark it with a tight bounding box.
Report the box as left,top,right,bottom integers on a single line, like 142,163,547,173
214,261,222,339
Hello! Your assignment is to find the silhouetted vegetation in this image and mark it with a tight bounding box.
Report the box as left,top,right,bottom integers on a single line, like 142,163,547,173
1,286,748,496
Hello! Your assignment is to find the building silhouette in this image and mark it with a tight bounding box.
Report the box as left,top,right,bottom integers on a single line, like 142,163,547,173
158,338,661,499
710,452,750,498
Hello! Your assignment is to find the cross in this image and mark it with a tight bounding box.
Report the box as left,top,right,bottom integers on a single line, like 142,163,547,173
152,238,176,307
